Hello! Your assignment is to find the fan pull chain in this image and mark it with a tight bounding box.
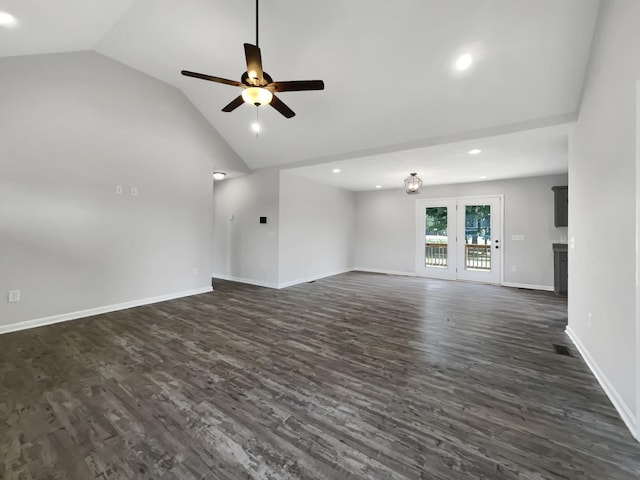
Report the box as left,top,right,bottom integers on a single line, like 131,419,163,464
255,107,260,139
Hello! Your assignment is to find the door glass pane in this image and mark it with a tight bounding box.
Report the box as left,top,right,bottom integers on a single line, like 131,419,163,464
464,205,491,270
425,207,448,267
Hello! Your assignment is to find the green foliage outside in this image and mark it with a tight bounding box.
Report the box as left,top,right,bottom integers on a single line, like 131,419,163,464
425,205,492,244
425,207,448,243
465,205,491,239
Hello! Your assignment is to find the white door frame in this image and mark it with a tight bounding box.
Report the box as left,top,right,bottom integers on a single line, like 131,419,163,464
635,80,640,441
415,194,504,285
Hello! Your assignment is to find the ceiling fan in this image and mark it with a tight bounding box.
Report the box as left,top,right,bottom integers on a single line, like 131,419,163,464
181,0,324,119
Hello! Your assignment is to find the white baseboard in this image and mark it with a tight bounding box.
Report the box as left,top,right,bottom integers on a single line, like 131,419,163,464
502,282,555,292
212,269,355,289
0,287,213,336
353,267,417,277
211,273,280,289
354,272,554,292
277,268,355,288
565,326,638,441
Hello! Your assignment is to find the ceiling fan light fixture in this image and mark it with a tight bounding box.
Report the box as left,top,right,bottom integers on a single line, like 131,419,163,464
404,173,423,195
242,87,273,106
180,0,323,118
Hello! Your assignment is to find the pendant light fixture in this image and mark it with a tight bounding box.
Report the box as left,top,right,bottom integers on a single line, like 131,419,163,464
404,173,423,194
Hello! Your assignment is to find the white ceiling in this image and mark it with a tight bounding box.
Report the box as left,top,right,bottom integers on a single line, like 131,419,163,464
283,123,570,192
1,0,599,187
0,0,135,57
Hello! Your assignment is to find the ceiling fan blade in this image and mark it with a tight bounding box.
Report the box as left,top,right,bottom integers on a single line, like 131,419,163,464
222,95,245,112
270,80,325,92
244,43,264,85
270,94,295,118
181,70,242,87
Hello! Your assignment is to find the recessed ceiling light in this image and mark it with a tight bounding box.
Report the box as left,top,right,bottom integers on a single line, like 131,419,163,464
0,11,17,27
468,149,482,155
455,53,473,71
332,168,341,173
479,176,487,180
213,172,226,180
375,185,382,189
251,122,261,133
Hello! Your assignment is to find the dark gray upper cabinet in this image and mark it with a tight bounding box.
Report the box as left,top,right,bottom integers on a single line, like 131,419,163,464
552,186,568,227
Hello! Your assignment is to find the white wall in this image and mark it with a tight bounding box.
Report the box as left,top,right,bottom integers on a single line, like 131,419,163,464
0,51,248,331
567,0,640,440
212,169,280,287
355,174,568,288
279,173,355,287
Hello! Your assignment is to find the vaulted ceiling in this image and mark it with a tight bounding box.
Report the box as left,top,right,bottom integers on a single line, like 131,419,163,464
1,0,600,188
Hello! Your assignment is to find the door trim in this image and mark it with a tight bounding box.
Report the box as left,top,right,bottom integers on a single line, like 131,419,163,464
415,194,504,285
632,80,640,442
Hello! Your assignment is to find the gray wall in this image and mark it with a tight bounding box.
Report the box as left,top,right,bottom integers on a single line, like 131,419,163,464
279,173,355,286
568,0,639,437
211,170,356,288
355,174,568,288
0,51,247,329
212,169,280,287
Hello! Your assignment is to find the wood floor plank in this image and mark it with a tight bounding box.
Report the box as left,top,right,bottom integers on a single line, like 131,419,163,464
1,272,638,479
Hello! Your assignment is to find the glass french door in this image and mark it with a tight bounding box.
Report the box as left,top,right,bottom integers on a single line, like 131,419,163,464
416,200,456,280
416,196,502,284
456,198,501,283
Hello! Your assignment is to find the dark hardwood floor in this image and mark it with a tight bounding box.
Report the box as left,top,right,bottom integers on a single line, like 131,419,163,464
1,272,638,479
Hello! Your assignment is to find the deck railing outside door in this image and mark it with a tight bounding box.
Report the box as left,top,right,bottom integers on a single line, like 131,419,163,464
425,243,448,267
425,243,491,270
465,244,491,270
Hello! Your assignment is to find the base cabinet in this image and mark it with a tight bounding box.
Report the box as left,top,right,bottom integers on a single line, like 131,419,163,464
553,243,568,296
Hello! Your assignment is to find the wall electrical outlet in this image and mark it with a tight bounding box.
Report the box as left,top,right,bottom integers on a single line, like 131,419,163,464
511,265,518,272
192,268,199,276
8,290,20,303
115,185,123,195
